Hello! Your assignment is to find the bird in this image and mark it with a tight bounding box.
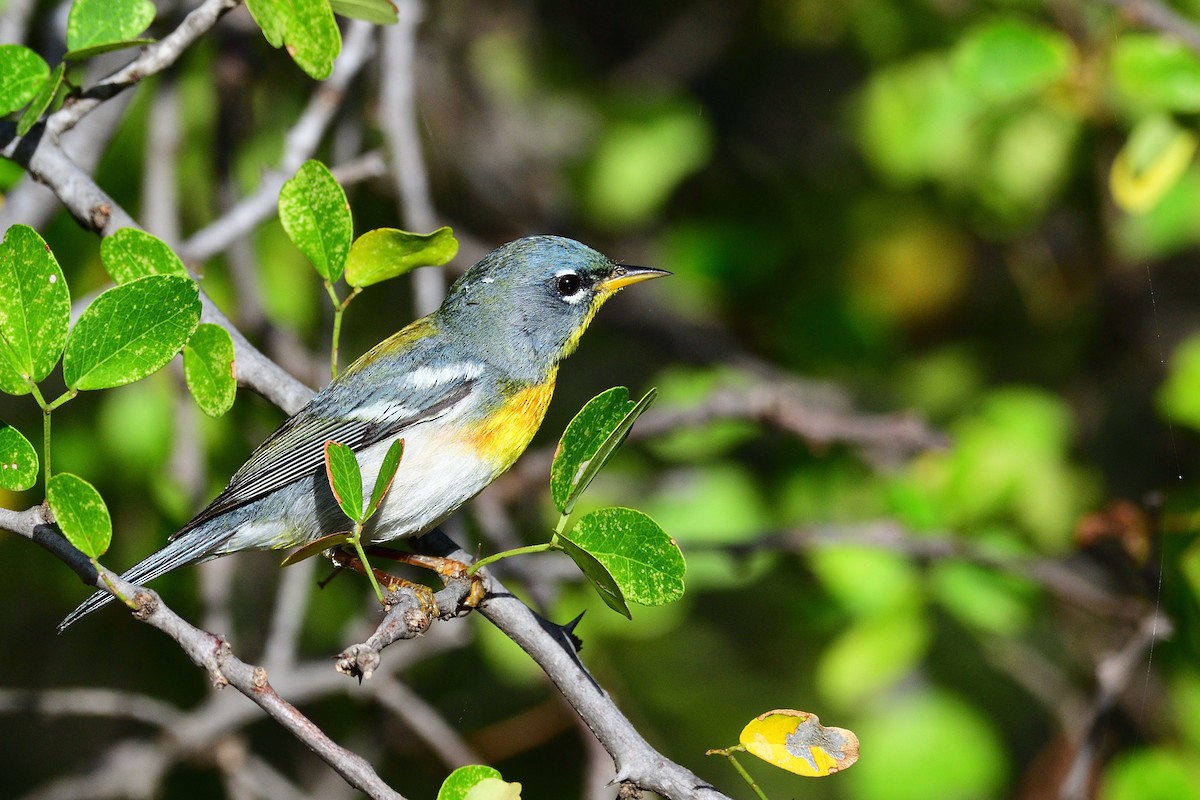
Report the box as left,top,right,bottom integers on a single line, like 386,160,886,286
60,235,668,629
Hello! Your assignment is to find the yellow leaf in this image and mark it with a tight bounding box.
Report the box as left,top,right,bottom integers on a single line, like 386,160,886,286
739,709,860,777
1111,116,1198,214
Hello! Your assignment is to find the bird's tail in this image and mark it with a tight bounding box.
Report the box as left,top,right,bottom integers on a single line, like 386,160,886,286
58,526,224,632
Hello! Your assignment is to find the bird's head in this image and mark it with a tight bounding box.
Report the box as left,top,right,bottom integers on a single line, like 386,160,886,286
438,236,668,376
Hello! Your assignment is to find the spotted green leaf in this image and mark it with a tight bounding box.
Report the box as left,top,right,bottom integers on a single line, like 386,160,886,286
65,0,155,55
101,228,188,283
62,275,200,391
47,472,112,559
555,529,630,618
245,0,341,80
279,160,352,283
183,324,236,417
324,440,364,523
438,766,522,800
344,226,459,288
567,507,683,606
330,0,398,25
740,710,860,777
550,386,656,514
0,45,50,116
0,225,70,396
16,62,63,137
0,422,38,491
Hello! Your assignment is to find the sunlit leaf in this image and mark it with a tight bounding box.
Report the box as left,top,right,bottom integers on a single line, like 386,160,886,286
66,0,155,54
952,19,1074,103
0,421,38,491
554,530,630,618
344,226,458,288
567,507,684,606
1112,33,1200,114
245,0,341,80
280,530,354,567
1111,115,1198,214
47,472,112,559
438,766,523,800
0,45,50,115
330,0,398,25
740,709,860,777
183,323,236,417
101,228,189,283
279,160,353,283
1101,747,1200,800
366,439,404,519
62,275,200,391
550,387,655,514
817,606,930,706
0,224,70,396
16,62,64,138
324,440,363,523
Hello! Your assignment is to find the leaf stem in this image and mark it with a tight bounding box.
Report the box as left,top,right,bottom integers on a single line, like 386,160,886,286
468,543,556,575
349,522,385,604
706,747,769,800
326,284,361,380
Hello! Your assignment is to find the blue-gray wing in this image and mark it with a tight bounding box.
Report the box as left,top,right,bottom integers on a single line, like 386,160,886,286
172,362,480,538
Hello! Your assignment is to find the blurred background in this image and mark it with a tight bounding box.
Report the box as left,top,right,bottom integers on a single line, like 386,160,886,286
3,0,1200,798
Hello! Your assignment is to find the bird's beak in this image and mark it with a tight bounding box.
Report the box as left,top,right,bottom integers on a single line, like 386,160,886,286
601,264,672,291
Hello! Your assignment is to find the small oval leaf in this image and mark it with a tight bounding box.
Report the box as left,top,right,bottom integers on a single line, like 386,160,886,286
245,0,341,81
952,19,1075,104
1111,114,1198,215
438,766,522,800
281,530,354,567
0,421,38,491
344,226,459,288
101,228,189,283
740,709,860,777
63,275,200,391
66,0,155,54
279,160,353,283
183,323,236,417
0,45,50,116
63,38,156,62
324,440,364,523
330,0,398,25
567,507,684,606
47,472,112,559
366,439,404,519
0,224,71,396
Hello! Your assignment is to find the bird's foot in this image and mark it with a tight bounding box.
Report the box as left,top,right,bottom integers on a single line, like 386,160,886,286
364,547,487,609
327,548,438,614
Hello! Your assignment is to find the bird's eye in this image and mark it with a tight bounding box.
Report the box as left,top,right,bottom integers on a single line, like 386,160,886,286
556,273,583,297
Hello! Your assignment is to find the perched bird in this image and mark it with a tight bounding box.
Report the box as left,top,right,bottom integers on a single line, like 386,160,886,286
60,236,667,629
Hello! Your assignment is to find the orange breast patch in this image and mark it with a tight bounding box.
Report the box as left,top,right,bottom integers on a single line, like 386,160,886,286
468,374,558,472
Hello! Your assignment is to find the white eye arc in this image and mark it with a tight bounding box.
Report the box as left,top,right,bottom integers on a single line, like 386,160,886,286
554,270,587,304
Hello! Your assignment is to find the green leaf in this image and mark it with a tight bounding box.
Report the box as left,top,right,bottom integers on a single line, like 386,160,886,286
816,606,931,707
554,531,630,618
366,439,404,519
46,472,112,559
324,440,364,523
567,507,684,606
101,228,189,283
0,45,50,115
1113,33,1200,114
281,530,354,567
62,275,200,391
183,323,236,417
0,224,70,396
550,386,656,514
245,0,341,80
66,0,155,53
16,62,64,137
330,0,398,25
1101,747,1200,800
344,226,459,288
0,421,38,491
279,160,353,283
438,766,522,800
952,19,1074,104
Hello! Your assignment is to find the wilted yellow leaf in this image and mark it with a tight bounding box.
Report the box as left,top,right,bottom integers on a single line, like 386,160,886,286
1111,115,1198,214
739,709,859,777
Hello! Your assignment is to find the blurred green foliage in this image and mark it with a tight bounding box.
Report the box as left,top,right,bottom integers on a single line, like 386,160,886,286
6,0,1200,799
